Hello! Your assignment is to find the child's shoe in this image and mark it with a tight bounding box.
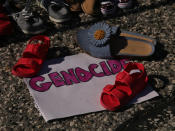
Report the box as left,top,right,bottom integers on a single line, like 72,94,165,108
100,0,117,16
100,62,148,111
5,0,46,35
37,0,71,23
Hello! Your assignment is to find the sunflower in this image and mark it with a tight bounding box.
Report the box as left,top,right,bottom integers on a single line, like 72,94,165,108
88,22,112,47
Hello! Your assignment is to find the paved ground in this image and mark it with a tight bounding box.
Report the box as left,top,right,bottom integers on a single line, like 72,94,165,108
0,0,175,130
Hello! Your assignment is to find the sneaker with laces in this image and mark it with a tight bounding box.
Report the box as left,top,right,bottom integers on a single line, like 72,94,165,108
100,0,117,16
37,0,71,23
5,0,46,35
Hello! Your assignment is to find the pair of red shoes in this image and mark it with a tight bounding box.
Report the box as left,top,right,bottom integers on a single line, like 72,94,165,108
0,4,13,36
100,62,148,111
12,35,50,77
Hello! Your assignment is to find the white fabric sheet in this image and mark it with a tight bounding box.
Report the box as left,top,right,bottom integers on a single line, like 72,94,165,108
24,53,159,122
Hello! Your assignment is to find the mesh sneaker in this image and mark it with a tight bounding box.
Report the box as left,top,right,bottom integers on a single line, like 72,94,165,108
100,0,117,16
37,0,71,23
117,0,133,9
5,0,46,35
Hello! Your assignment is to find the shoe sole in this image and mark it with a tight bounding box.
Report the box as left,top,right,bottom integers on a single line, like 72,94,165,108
36,0,70,23
49,16,70,23
22,28,46,35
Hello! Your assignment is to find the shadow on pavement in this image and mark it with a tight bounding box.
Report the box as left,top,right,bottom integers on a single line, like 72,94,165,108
114,74,172,131
115,98,175,131
47,46,75,60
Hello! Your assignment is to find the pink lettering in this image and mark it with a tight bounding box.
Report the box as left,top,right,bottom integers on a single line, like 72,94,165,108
100,61,112,76
107,60,122,74
61,69,80,85
75,67,93,82
29,76,52,92
120,59,128,68
48,72,65,87
89,64,105,77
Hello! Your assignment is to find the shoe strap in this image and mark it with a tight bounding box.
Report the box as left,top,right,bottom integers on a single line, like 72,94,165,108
103,84,127,106
22,44,47,59
116,71,133,86
23,35,50,59
14,58,41,69
28,35,50,47
12,58,42,77
102,71,132,97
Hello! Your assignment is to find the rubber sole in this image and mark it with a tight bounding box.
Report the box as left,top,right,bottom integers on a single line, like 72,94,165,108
22,28,46,35
49,16,70,23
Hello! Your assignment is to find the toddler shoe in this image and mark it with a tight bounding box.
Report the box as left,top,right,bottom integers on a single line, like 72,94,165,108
6,0,46,35
12,35,50,78
100,0,117,16
76,22,156,59
5,0,46,35
100,62,148,111
37,0,71,23
13,8,46,34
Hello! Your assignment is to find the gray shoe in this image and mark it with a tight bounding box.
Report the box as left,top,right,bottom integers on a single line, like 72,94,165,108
5,0,46,35
13,8,46,34
37,0,71,23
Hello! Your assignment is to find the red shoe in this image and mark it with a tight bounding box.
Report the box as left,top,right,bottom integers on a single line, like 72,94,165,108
0,4,13,36
12,35,50,77
100,62,148,111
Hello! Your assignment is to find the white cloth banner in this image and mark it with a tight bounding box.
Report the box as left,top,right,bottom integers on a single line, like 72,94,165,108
24,53,159,122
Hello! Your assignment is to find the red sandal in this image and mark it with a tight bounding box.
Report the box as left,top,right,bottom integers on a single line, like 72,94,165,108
12,35,50,77
0,4,13,36
100,62,148,111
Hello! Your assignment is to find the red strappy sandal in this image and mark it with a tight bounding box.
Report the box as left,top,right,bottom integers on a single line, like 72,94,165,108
12,35,50,77
0,4,13,36
100,62,148,111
